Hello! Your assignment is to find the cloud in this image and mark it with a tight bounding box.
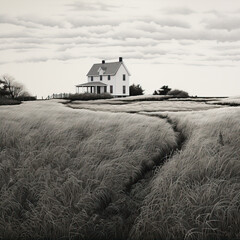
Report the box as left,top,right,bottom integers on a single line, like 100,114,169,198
17,15,67,28
0,0,240,68
184,63,234,67
178,40,195,45
140,16,191,29
204,15,240,31
0,43,45,51
0,32,32,38
162,7,195,15
212,44,240,51
66,14,191,29
66,0,119,12
99,38,159,47
15,53,88,63
148,27,240,42
66,16,122,27
140,47,167,55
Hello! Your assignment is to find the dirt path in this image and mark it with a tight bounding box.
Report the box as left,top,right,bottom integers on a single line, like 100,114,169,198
121,113,187,239
124,114,185,192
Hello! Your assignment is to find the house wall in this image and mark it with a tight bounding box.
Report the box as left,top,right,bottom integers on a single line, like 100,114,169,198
114,64,129,96
87,63,130,96
88,76,95,82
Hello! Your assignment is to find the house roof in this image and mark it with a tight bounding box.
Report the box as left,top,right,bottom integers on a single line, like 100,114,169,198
76,81,107,87
87,61,130,76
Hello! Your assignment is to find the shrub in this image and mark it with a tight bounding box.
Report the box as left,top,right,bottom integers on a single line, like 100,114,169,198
167,89,189,98
16,96,37,101
0,98,21,105
68,92,113,101
129,84,144,96
153,85,171,95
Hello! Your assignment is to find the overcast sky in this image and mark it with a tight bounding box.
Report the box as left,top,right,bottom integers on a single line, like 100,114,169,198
1,0,240,97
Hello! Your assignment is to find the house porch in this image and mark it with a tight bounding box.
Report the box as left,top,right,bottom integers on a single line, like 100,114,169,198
76,82,107,94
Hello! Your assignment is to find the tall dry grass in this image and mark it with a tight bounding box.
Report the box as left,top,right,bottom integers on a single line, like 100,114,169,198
0,100,177,239
130,107,240,240
1,100,240,239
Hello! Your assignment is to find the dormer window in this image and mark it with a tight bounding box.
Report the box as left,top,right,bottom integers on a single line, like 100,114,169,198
91,76,93,81
123,74,126,81
98,67,105,75
100,75,102,81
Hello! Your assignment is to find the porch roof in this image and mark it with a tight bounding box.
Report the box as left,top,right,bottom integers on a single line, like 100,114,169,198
76,81,107,87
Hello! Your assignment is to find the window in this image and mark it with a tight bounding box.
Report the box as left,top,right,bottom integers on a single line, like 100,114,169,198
100,75,102,81
91,76,93,81
123,74,126,81
110,85,113,94
108,75,111,80
123,85,126,94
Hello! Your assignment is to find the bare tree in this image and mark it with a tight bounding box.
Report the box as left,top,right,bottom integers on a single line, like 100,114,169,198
0,79,9,98
0,74,26,98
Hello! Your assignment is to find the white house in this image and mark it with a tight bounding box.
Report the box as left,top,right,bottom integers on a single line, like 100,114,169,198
76,57,130,97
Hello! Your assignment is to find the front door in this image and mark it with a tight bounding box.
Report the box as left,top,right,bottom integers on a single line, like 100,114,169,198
97,86,101,94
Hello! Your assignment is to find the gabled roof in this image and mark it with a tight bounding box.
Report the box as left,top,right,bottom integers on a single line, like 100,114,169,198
87,61,130,76
76,81,107,87
87,62,121,76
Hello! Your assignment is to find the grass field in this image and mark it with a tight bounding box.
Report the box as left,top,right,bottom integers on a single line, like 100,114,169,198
0,99,240,239
210,96,240,106
68,99,223,113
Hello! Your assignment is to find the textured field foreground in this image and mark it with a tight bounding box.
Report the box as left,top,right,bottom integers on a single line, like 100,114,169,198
0,100,240,239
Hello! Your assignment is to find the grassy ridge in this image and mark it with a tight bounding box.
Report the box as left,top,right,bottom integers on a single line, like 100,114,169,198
211,96,240,106
0,101,177,239
131,108,240,239
68,100,222,113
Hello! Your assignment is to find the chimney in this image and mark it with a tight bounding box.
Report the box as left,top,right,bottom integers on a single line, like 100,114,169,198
119,57,122,62
102,60,105,64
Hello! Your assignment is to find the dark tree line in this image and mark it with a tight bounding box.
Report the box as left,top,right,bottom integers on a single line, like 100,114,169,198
129,84,189,98
153,85,189,98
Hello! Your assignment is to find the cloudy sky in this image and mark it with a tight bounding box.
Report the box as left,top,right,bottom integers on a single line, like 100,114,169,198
1,0,240,97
